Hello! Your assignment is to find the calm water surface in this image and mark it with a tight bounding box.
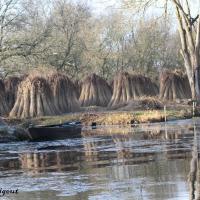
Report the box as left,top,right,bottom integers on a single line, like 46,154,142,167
0,118,200,200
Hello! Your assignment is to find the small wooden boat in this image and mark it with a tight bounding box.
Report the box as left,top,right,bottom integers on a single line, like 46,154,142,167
28,121,82,141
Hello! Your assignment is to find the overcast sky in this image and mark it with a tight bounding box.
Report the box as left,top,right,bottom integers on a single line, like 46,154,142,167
89,0,120,9
85,0,200,17
85,0,121,15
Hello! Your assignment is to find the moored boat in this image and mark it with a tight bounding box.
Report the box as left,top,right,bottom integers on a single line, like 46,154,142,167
28,121,82,141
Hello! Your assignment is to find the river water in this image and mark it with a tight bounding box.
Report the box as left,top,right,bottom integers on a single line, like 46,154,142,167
0,118,200,200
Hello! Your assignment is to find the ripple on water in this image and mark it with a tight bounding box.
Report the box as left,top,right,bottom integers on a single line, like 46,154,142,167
0,118,199,200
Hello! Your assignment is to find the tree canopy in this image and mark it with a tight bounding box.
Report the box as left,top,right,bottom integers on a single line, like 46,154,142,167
0,0,186,81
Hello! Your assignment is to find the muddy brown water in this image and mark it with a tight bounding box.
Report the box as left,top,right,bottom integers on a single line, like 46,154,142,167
0,118,200,200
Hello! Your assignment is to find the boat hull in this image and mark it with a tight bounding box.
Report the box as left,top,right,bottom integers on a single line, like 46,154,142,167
28,125,82,141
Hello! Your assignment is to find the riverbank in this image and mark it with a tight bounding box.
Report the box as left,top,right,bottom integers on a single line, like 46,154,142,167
4,103,199,128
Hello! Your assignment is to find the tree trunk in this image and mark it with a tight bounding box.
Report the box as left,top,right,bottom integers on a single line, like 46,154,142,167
186,56,200,100
188,53,200,100
194,64,200,100
174,2,200,100
185,63,195,99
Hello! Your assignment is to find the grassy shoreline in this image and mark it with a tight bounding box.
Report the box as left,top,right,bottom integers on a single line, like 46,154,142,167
4,107,197,128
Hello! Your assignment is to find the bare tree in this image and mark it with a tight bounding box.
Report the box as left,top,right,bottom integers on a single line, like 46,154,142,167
123,0,200,100
0,0,53,75
46,1,90,73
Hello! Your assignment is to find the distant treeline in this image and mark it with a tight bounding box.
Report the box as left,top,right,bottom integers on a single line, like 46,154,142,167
0,0,183,80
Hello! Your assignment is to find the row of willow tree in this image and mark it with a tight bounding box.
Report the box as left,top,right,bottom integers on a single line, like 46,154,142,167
0,0,182,80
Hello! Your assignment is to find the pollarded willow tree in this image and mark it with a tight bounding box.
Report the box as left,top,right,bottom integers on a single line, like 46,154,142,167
124,0,200,100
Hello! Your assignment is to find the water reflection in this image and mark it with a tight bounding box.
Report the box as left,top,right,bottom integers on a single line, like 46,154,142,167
0,153,19,171
0,119,200,199
188,122,200,200
19,139,157,174
20,151,85,173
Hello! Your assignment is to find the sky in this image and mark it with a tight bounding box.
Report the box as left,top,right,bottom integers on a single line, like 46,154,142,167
83,0,200,17
82,0,121,15
89,0,120,12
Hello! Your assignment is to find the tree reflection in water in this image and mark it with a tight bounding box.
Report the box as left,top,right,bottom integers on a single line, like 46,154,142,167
19,124,194,174
189,119,200,200
8,121,199,199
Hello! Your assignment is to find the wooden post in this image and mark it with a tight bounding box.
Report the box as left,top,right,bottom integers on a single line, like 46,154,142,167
193,101,196,117
164,105,167,122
